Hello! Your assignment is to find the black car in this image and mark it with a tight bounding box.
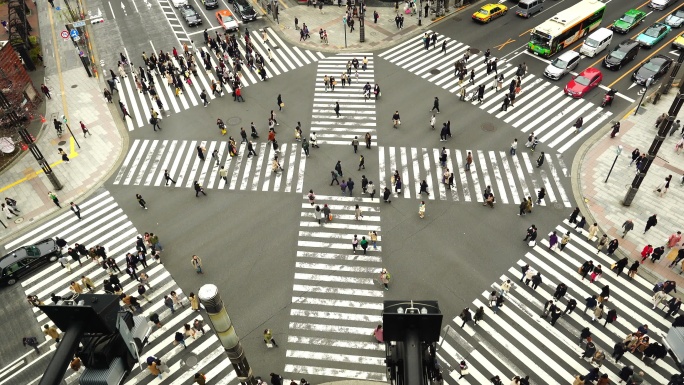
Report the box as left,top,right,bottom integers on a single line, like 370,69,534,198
203,0,219,9
232,0,257,22
633,54,673,85
181,4,203,27
603,40,640,70
0,238,60,286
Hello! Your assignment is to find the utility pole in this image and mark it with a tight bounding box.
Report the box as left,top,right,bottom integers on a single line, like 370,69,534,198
359,3,365,43
623,50,684,206
198,284,257,385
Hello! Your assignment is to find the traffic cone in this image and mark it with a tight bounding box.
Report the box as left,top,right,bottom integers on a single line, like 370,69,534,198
40,114,45,123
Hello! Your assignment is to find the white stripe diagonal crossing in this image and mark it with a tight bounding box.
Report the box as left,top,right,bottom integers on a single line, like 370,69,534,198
379,33,615,154
0,190,238,385
113,139,305,193
285,194,386,382
377,146,570,206
434,220,678,385
117,27,325,131
312,53,377,145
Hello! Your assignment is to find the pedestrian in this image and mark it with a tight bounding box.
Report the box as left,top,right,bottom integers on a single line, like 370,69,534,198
136,193,147,209
590,265,603,283
473,306,484,325
614,343,629,363
164,169,176,186
606,238,619,255
277,94,283,111
531,272,542,290
580,337,596,360
418,201,426,219
48,191,61,208
191,255,203,273
430,97,439,113
419,180,429,196
501,94,510,111
194,181,207,197
22,336,40,354
40,83,51,99
43,324,60,343
119,101,132,119
548,231,559,250
58,148,69,163
459,307,472,327
465,151,473,171
334,102,340,118
550,307,562,326
651,246,665,262
264,329,279,347
380,268,390,290
352,234,359,254
536,152,544,168
630,148,640,166
573,116,584,133
644,214,658,233
655,175,673,196
347,177,355,196
668,231,682,248
70,202,81,219
80,121,92,137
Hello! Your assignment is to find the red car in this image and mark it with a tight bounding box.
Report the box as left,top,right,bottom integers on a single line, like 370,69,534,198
564,67,603,98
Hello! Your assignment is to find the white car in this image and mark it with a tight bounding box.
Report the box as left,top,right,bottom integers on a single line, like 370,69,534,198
172,0,188,8
650,0,677,11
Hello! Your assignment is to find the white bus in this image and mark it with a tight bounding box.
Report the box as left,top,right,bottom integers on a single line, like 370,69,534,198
528,0,606,57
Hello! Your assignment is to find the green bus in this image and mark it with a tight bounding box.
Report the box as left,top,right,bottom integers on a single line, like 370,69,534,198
528,0,606,57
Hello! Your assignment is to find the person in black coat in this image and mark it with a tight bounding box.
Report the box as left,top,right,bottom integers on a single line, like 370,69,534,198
569,207,580,224
579,327,591,346
644,214,658,233
564,299,577,314
666,298,682,318
618,365,633,382
530,272,542,290
606,239,619,255
604,309,617,328
553,283,567,301
613,257,629,276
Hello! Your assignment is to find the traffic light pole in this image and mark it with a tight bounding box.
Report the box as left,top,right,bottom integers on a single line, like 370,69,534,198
198,284,257,385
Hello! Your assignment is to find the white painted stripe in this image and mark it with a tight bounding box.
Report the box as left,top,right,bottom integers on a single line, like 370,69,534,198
513,88,565,128
455,150,471,202
113,140,140,185
289,322,374,335
296,145,305,193
421,147,434,200
167,140,186,184
251,143,267,191
290,309,382,323
546,154,571,207
498,151,520,204
510,154,531,205
175,140,197,187
285,350,384,366
296,250,381,262
488,151,508,204
207,141,227,189
444,150,458,201
229,143,246,190
521,152,545,204
433,148,446,201
411,147,421,196
292,285,383,297
145,140,167,186
184,140,206,188
123,140,149,185
283,365,385,381
291,296,383,310
294,273,374,285
400,147,410,198
299,221,381,232
262,144,277,191
287,335,385,350
239,146,254,190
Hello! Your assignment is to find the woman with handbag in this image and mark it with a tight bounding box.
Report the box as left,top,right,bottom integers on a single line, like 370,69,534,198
191,255,203,274
458,361,469,379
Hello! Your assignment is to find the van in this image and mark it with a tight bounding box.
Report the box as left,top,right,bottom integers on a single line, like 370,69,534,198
580,28,613,57
543,50,581,80
516,0,544,18
604,39,640,70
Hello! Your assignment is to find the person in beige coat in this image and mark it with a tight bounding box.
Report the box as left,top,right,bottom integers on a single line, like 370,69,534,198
189,292,200,312
588,223,599,241
43,324,60,343
69,281,84,294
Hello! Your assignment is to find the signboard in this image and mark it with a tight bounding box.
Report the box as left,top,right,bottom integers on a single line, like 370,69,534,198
60,30,69,39
70,29,79,38
72,20,86,28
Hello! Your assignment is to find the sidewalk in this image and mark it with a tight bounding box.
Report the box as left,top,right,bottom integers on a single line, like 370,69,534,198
0,2,125,244
268,0,466,52
575,85,684,289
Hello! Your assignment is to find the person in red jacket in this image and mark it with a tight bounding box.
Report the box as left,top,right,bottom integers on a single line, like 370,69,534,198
640,244,654,263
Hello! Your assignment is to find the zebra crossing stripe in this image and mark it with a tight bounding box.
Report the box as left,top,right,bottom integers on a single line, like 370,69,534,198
400,147,410,199
432,148,446,201
521,152,545,204
487,151,508,204
443,152,459,202
229,143,246,190
498,152,520,205
503,81,552,124
378,31,431,59
546,155,571,207
145,140,168,186
283,365,385,381
555,110,612,153
113,140,140,185
513,87,565,129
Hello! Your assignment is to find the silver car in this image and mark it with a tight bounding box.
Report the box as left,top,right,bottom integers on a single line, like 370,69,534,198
543,51,581,80
666,9,684,27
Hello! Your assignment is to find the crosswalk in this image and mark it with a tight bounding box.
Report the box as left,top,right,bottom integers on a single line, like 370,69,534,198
284,194,386,382
378,146,572,207
435,220,678,384
379,32,615,154
117,27,325,131
0,190,237,385
112,139,306,194
313,54,377,145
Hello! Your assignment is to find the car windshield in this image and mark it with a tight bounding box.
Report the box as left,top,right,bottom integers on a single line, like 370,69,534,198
574,76,591,86
620,15,635,24
644,61,661,72
676,10,684,18
645,27,662,38
584,38,599,48
478,9,489,15
519,2,529,9
610,50,626,59
183,9,195,17
530,32,551,47
223,15,235,22
551,58,567,69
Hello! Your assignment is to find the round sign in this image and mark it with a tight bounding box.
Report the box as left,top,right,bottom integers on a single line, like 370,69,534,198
60,30,69,39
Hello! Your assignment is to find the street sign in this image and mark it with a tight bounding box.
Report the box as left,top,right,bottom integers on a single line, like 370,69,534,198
72,20,86,28
73,36,80,42
70,29,79,38
60,30,69,39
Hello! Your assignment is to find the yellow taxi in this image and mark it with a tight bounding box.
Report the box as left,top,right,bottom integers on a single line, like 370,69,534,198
472,3,508,23
673,32,684,50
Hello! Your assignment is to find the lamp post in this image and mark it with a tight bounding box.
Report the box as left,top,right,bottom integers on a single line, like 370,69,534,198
418,0,422,26
359,2,365,43
604,145,622,183
634,76,654,116
342,16,347,48
61,115,80,149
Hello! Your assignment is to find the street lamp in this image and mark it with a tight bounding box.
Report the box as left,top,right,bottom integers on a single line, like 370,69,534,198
342,16,347,48
635,76,654,115
418,0,422,26
604,144,622,183
359,2,365,43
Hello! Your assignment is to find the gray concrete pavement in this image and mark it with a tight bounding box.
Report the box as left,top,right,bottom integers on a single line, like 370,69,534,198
575,85,684,289
269,0,465,52
0,4,125,244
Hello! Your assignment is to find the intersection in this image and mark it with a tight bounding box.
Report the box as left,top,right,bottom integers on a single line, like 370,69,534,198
1,0,683,384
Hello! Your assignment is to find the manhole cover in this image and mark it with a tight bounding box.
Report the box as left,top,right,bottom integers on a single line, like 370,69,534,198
227,117,241,125
429,69,441,75
273,46,281,50
181,354,199,369
58,140,67,145
71,84,78,88
469,48,481,55
481,122,496,132
14,217,23,224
